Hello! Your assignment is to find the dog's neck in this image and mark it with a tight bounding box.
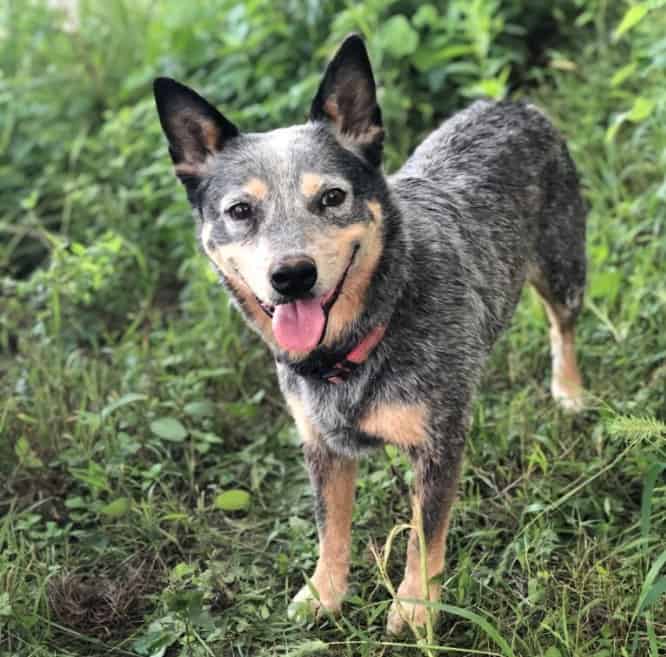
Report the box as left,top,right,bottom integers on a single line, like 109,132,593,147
311,323,387,384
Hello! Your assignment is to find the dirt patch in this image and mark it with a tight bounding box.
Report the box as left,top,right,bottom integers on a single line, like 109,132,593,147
47,555,164,640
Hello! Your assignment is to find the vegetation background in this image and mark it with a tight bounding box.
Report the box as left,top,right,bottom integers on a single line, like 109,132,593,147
1,0,665,655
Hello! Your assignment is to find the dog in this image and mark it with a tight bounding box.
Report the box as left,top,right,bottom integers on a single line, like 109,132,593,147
153,34,586,634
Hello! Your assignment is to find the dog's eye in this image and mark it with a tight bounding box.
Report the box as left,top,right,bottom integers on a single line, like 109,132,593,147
320,188,346,208
228,202,252,221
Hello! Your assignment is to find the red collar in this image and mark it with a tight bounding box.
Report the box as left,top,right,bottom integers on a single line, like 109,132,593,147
319,324,386,384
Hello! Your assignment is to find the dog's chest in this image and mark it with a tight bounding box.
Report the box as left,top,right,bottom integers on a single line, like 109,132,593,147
304,385,381,456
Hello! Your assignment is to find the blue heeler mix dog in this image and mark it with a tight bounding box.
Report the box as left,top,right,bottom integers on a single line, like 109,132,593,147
154,34,586,634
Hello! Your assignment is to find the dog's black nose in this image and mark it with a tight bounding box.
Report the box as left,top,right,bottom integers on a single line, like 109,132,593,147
270,257,317,298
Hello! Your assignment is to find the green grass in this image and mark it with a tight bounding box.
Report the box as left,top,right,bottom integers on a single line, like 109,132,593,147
1,1,665,655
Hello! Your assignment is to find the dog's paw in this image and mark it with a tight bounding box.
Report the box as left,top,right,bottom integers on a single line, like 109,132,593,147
287,580,344,624
386,597,437,636
551,379,585,413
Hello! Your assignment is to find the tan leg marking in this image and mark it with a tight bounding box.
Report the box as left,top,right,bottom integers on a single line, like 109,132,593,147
305,457,357,612
544,301,584,411
288,436,357,618
242,177,268,201
386,497,452,635
300,173,323,198
286,400,357,618
528,267,584,412
320,200,384,345
359,402,429,448
386,484,455,635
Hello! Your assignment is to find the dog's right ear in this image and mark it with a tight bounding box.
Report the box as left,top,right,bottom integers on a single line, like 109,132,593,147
153,77,239,197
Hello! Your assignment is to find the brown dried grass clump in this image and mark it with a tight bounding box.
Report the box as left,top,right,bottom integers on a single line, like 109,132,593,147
47,557,163,639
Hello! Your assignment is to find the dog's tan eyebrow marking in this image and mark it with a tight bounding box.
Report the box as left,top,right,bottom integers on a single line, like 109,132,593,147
242,177,269,200
366,199,382,222
300,173,323,198
359,402,429,447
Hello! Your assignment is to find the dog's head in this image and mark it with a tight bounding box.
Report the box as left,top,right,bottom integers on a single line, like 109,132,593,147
154,35,388,360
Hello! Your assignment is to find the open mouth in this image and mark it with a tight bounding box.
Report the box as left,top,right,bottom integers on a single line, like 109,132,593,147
256,245,359,352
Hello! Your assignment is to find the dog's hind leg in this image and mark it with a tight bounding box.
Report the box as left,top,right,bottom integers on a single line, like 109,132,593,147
386,437,464,635
528,263,585,412
529,142,587,411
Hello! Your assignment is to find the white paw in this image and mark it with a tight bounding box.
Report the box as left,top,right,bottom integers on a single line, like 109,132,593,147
551,379,585,413
287,580,344,623
386,596,437,636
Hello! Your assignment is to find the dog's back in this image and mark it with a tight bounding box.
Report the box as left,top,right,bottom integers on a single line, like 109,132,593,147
390,100,586,352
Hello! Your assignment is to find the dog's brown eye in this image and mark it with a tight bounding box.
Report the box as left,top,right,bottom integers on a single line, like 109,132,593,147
321,188,346,208
228,202,252,221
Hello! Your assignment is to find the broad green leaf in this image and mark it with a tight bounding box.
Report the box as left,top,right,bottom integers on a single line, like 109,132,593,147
101,393,147,419
171,562,195,581
590,269,622,302
160,513,189,522
64,496,87,509
627,97,655,123
214,489,251,511
132,621,182,657
412,4,439,29
613,4,649,40
70,462,109,493
184,400,216,418
376,15,419,57
150,417,188,442
101,497,130,518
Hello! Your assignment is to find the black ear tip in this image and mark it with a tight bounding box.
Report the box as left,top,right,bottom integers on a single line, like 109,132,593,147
153,77,183,98
153,77,173,104
330,33,373,74
337,33,368,56
341,32,365,45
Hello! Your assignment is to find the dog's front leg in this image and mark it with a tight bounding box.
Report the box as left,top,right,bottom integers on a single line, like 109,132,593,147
386,439,464,635
288,435,357,620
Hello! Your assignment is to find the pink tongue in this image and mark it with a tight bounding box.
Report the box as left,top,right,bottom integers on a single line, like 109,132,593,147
272,298,326,352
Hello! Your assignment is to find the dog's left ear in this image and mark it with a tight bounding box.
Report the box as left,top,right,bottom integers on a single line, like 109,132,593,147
310,34,384,167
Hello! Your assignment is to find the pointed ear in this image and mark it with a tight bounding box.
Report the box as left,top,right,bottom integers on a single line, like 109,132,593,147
153,77,239,196
310,34,384,167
